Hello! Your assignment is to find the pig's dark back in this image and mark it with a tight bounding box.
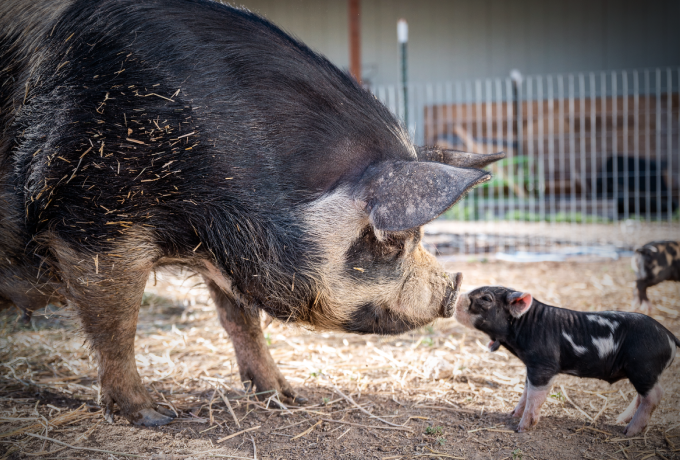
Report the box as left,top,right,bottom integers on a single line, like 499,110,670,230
2,0,412,215
2,0,415,254
1,0,418,315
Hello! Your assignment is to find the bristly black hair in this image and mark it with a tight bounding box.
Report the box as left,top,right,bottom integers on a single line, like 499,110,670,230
1,0,414,323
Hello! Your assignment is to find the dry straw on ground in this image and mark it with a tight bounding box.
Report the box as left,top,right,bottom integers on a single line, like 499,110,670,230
1,258,679,459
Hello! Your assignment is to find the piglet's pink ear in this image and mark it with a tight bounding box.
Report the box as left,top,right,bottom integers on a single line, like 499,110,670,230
507,292,533,318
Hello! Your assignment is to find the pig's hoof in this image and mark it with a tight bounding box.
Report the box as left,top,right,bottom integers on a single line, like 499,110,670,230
516,423,534,433
622,423,644,437
616,414,632,424
155,405,177,417
269,391,308,407
290,395,308,404
131,408,175,427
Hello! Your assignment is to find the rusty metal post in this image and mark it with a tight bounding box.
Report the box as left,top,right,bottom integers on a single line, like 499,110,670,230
349,0,361,83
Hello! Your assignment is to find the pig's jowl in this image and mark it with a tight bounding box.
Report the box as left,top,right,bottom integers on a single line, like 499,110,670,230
0,0,503,426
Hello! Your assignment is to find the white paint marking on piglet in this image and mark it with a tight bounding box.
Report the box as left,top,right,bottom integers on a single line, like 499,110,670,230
592,334,618,359
587,314,619,332
562,332,587,356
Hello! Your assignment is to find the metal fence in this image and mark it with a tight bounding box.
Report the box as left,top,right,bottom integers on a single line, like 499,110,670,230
372,68,680,255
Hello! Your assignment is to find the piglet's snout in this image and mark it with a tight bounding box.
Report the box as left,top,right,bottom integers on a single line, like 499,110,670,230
439,272,463,318
452,291,473,328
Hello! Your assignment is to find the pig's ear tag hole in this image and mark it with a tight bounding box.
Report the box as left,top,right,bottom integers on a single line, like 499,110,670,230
508,292,533,318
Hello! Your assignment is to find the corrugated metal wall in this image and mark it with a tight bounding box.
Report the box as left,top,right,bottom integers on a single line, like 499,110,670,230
237,0,680,86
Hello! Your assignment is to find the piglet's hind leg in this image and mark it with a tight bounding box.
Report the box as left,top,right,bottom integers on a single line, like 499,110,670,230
616,395,640,425
623,384,663,437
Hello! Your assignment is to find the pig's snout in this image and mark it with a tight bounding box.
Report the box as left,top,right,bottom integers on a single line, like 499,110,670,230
439,272,462,318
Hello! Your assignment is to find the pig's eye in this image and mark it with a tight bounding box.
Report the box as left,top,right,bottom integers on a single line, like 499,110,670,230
480,294,493,303
382,236,406,256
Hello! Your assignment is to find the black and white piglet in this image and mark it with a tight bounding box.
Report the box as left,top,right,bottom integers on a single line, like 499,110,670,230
454,286,679,435
632,241,680,313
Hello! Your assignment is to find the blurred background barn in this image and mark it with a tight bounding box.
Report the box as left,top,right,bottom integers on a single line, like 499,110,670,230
234,0,680,257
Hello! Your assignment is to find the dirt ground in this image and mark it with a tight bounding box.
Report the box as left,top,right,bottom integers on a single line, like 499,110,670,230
1,257,679,459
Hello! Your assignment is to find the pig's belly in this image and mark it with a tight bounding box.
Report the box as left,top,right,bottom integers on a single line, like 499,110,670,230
561,364,627,385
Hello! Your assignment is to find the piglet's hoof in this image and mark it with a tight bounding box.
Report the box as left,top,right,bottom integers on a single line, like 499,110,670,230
131,408,175,427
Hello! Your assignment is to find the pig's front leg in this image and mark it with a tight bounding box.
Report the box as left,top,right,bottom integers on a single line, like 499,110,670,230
510,378,529,418
516,374,554,433
634,280,651,313
206,280,307,405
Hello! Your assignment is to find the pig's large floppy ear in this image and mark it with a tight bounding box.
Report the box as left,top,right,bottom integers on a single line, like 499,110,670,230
355,161,490,231
416,146,506,169
507,291,533,318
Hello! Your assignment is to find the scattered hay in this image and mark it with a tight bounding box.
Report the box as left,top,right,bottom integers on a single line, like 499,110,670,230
0,259,678,459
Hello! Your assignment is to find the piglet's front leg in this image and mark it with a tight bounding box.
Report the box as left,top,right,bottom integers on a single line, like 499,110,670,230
510,379,528,418
516,377,553,433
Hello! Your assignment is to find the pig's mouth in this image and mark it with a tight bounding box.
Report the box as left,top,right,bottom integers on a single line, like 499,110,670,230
488,339,501,352
343,302,432,335
343,272,463,335
439,272,463,318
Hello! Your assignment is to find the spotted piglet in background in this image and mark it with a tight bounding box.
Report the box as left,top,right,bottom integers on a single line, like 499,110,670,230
454,286,680,435
632,241,680,313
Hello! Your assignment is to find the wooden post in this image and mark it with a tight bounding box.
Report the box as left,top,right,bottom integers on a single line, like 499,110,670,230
349,0,361,83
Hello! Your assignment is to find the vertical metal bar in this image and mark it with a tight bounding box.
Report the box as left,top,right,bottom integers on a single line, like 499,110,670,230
622,72,629,219
436,82,445,147
644,70,651,221
517,76,525,225
578,74,587,249
425,83,434,145
579,74,587,222
419,83,426,145
668,69,674,222
485,79,493,227
491,79,500,224
506,78,515,227
526,76,535,250
547,76,556,225
655,69,662,220
491,79,500,249
600,73,608,221
475,79,484,228
465,81,472,237
454,81,464,224
416,83,425,145
433,83,451,146
677,68,680,221
400,44,408,127
589,73,598,221
445,81,453,148
557,75,566,222
348,0,361,83
611,72,618,223
633,71,640,219
537,76,546,227
388,85,397,117
568,75,577,229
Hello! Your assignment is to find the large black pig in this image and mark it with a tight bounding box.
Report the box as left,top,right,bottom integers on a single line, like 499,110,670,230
0,0,503,426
